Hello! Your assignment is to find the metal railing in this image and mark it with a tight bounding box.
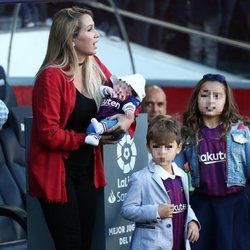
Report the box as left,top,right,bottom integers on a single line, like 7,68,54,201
86,0,250,50
5,0,250,78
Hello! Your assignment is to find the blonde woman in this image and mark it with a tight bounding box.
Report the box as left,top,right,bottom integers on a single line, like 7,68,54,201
28,7,135,250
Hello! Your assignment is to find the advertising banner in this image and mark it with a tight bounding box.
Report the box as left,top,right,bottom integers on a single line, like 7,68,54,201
92,113,148,250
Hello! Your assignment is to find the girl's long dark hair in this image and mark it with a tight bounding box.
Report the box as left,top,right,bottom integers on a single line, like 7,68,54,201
182,77,250,143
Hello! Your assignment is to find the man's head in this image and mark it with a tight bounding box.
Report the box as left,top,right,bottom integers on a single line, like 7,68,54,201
141,85,167,118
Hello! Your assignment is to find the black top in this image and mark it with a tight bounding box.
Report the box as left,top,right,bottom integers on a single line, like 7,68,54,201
65,89,97,179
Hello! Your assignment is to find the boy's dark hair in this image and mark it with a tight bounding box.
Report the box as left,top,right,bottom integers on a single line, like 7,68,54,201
146,114,182,145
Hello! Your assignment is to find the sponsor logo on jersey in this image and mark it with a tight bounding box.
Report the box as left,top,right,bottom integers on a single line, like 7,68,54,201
173,203,187,214
102,98,120,109
199,151,226,165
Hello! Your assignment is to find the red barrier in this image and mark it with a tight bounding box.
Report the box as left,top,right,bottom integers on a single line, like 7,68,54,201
13,85,249,117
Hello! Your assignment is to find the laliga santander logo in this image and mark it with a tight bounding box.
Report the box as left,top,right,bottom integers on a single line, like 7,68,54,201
117,134,137,174
107,134,137,204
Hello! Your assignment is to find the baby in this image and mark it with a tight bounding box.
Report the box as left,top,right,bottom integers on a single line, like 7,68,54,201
85,73,146,146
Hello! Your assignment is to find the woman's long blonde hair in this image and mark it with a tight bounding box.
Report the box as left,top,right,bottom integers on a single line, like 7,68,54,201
37,6,106,108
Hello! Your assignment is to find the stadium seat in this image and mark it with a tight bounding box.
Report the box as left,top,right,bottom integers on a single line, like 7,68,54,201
3,106,32,148
0,106,32,204
0,138,27,249
0,128,26,202
0,106,31,249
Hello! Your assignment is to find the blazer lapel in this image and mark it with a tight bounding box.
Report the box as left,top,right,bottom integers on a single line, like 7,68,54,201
149,163,168,197
152,172,167,193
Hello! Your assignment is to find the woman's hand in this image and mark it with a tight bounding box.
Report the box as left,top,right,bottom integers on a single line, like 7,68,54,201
106,114,134,134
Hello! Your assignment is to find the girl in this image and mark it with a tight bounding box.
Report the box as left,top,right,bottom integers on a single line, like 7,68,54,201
178,73,250,250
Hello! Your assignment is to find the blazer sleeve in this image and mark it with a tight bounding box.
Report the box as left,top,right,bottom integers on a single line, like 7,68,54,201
121,172,159,223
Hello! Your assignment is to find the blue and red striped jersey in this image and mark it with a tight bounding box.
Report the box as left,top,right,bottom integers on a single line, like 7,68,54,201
197,124,243,196
163,176,187,250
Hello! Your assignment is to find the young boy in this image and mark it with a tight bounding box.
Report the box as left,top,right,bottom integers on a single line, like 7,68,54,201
121,115,200,250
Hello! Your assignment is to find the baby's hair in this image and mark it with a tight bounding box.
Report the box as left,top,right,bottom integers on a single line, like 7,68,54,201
146,114,182,146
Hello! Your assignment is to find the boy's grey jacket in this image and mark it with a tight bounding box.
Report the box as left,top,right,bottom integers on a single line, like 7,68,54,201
176,120,250,187
121,161,199,250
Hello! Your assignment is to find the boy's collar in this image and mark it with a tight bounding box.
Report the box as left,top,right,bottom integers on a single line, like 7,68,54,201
150,161,182,180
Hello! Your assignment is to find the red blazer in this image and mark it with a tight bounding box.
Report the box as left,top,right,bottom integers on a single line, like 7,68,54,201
28,56,112,202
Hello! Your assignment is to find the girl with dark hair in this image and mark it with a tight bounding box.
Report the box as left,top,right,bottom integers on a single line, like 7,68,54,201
177,73,250,250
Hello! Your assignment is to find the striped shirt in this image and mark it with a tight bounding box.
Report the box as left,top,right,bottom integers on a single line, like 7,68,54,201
162,176,187,250
96,96,139,120
197,124,243,196
0,100,8,129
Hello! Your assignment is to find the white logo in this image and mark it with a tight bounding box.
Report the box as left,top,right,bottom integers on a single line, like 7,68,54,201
199,151,226,165
117,134,137,174
108,189,116,203
101,98,120,109
173,203,187,214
